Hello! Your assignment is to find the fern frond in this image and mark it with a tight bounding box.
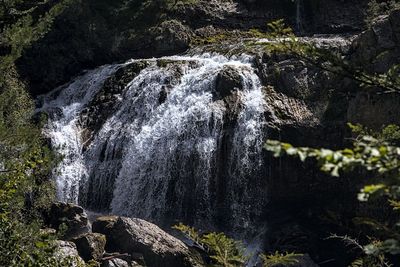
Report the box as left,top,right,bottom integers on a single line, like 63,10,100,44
261,251,303,267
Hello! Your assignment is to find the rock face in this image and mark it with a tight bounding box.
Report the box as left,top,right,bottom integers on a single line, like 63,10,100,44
93,217,203,267
45,202,90,240
79,61,149,149
304,0,367,33
35,5,400,267
152,20,193,55
72,233,106,261
215,65,243,99
347,9,400,130
351,9,400,73
18,0,371,96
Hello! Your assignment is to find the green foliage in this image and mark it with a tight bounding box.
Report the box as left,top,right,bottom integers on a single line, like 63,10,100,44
349,255,391,267
0,77,63,265
173,224,247,267
261,251,303,267
0,217,81,266
266,135,400,178
173,222,202,244
261,19,400,94
266,134,400,265
263,17,400,266
0,0,74,83
202,232,247,267
0,0,74,266
266,132,400,262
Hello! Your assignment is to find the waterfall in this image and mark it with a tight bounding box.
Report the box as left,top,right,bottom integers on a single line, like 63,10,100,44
37,65,119,203
296,0,304,34
39,54,267,231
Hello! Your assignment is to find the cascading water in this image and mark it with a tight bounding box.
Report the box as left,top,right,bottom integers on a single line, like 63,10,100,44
37,65,119,203
39,53,267,232
296,0,304,35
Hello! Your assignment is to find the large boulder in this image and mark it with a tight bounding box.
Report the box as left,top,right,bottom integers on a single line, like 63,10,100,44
215,66,243,99
72,233,106,262
45,202,90,240
92,216,119,240
93,217,203,267
53,240,85,266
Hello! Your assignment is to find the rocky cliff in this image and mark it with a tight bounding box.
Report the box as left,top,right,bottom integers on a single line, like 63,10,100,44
29,1,400,266
18,0,369,96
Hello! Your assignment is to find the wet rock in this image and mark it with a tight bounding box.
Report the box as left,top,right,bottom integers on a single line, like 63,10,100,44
80,61,149,148
45,202,90,240
54,240,85,266
158,87,169,104
215,66,243,99
92,216,119,242
72,233,106,261
93,217,203,267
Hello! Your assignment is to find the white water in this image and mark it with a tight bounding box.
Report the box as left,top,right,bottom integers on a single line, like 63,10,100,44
38,65,119,203
39,54,267,230
296,0,303,34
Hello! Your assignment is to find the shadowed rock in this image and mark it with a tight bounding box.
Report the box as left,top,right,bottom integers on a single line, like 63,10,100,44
72,233,106,261
93,217,204,267
215,65,243,99
45,202,90,240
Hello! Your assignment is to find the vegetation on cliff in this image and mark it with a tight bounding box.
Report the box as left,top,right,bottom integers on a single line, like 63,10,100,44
1,0,400,266
265,18,400,267
0,0,81,266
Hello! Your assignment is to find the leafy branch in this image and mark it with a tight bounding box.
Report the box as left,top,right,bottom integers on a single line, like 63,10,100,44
260,19,400,94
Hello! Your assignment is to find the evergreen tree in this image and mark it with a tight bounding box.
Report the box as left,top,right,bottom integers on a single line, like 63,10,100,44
0,1,75,266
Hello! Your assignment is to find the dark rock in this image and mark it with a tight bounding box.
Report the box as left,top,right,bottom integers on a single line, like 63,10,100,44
18,0,371,96
72,233,106,262
158,87,169,104
215,66,243,99
92,216,119,240
347,92,400,130
292,254,319,267
94,217,203,267
351,9,400,73
151,20,193,55
45,202,90,240
79,61,148,149
304,0,367,33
